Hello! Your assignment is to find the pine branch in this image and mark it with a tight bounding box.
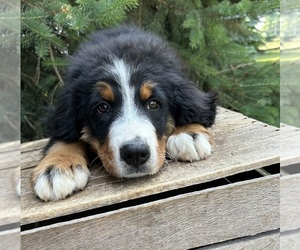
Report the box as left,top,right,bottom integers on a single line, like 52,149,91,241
49,46,64,86
216,62,253,75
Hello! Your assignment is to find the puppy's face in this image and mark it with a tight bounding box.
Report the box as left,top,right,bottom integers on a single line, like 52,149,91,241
80,58,174,178
53,26,217,179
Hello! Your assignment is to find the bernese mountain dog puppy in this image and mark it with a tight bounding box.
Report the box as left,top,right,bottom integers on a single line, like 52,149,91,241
31,25,217,201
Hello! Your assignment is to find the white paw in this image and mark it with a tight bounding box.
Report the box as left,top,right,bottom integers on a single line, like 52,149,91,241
166,132,212,162
32,165,90,202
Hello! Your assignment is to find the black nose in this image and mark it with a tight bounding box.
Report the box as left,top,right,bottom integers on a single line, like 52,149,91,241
120,142,150,168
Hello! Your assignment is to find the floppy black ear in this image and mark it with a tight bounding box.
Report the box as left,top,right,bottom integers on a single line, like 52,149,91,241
172,83,218,128
47,88,82,142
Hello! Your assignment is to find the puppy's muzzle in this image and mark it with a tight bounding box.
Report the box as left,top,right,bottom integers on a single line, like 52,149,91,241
120,139,151,168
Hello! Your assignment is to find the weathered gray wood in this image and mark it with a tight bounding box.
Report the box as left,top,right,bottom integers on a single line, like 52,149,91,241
0,167,20,226
0,141,20,170
0,141,20,227
0,140,20,152
0,228,20,250
21,108,279,225
281,230,300,249
21,175,279,250
200,231,279,249
281,174,300,232
20,138,48,153
281,123,300,167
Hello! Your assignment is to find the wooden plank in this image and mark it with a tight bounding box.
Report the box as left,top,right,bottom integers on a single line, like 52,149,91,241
21,108,279,224
0,140,20,152
0,141,20,226
21,175,279,250
281,174,300,232
0,168,20,226
0,150,19,169
21,138,48,153
0,228,20,250
0,141,20,170
281,230,300,249
199,231,279,249
281,124,300,167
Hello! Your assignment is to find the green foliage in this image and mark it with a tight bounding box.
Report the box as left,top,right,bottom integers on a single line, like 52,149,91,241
21,0,280,142
0,0,20,143
129,0,279,125
21,0,139,141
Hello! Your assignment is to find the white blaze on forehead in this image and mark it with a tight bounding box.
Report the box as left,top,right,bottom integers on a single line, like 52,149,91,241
109,58,136,118
107,58,159,176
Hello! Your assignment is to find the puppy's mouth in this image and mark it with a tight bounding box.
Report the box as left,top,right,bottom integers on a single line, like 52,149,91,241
81,128,166,178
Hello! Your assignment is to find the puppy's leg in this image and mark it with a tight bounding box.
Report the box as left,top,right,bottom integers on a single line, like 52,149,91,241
166,124,213,162
31,141,90,201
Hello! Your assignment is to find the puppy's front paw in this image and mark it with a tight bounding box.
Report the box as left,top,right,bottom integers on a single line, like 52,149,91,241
166,124,213,162
31,142,90,202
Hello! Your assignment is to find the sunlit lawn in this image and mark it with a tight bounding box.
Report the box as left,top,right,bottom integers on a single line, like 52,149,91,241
279,39,300,127
253,39,279,62
253,50,280,62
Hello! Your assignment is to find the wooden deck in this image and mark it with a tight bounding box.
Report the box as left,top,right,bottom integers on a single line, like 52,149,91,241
2,107,281,249
0,141,20,249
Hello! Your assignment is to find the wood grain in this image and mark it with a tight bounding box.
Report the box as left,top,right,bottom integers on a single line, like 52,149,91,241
281,174,300,232
0,141,20,226
0,141,20,170
21,175,279,250
0,229,20,250
21,107,279,225
200,231,279,250
281,230,300,250
281,123,300,167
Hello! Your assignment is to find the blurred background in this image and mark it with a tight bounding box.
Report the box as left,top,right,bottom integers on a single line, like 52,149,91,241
0,0,20,143
280,0,300,126
18,0,280,142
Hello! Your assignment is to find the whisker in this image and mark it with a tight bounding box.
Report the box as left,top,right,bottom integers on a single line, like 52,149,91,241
165,151,178,162
89,155,100,167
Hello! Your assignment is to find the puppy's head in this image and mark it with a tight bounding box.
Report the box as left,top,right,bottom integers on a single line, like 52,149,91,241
50,25,217,178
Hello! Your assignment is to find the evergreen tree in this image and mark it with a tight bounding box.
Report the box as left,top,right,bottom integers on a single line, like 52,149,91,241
21,0,139,141
128,0,279,125
21,0,280,142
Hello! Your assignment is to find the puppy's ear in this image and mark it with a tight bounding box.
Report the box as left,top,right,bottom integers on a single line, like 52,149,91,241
47,89,82,142
171,83,218,128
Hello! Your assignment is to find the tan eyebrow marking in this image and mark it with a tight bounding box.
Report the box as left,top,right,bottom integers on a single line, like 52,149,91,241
96,81,115,102
140,81,156,101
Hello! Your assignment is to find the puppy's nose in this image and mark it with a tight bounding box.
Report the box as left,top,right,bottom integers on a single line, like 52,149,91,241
120,142,150,168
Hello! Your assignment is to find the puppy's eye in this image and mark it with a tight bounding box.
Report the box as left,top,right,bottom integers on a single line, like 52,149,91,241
97,103,110,113
147,100,160,110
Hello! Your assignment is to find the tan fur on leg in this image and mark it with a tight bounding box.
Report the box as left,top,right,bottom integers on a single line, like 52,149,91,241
31,141,90,202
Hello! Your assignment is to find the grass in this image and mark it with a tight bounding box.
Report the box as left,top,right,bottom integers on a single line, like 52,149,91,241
281,39,300,62
280,38,300,127
253,39,280,63
253,50,279,62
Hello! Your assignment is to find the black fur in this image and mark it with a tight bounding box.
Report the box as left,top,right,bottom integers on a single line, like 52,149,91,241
47,25,217,147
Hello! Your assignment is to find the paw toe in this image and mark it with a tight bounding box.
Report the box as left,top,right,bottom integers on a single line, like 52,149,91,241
32,165,90,201
193,133,212,159
166,132,212,162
